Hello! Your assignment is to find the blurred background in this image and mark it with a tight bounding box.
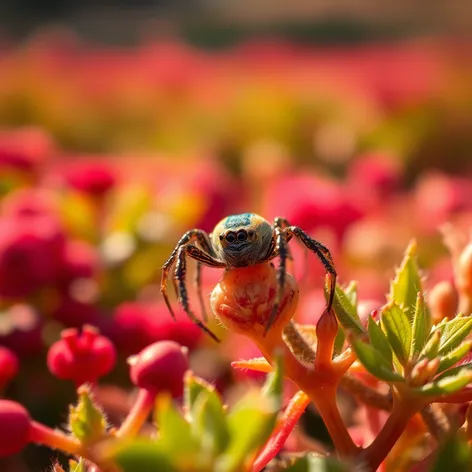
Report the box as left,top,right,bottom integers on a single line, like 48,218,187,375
1,2,472,470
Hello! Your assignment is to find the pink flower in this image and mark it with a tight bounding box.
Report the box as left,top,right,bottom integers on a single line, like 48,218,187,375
263,173,363,242
0,347,19,389
0,215,65,298
58,240,98,283
47,325,116,386
112,301,202,355
64,161,116,197
0,127,53,173
51,297,102,328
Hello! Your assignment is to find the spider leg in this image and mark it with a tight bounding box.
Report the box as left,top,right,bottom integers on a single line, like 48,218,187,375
195,261,208,322
174,245,225,342
287,226,337,310
263,217,292,336
160,229,215,320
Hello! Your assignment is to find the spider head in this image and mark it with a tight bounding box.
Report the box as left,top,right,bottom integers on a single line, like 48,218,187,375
212,213,273,268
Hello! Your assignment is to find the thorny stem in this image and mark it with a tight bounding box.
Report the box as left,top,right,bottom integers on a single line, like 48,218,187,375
115,388,156,438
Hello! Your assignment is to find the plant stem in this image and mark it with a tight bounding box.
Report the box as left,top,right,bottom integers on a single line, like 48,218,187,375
29,421,83,455
361,399,418,471
115,388,156,438
254,332,358,458
252,391,310,472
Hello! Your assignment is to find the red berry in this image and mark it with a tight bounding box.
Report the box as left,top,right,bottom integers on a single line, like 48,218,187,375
0,347,19,389
0,400,31,456
47,325,116,386
128,341,189,397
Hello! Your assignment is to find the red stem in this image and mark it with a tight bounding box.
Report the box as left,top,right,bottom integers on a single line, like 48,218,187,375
252,391,310,472
29,421,83,455
116,388,156,438
361,400,418,471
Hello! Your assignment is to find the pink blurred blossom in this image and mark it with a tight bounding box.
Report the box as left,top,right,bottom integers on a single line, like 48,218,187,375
63,161,117,197
112,301,202,355
0,127,53,173
0,215,65,298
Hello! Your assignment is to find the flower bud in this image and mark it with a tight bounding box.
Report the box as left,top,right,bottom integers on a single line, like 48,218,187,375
0,400,31,456
47,325,116,386
428,281,458,323
0,346,19,389
128,341,189,397
210,263,299,335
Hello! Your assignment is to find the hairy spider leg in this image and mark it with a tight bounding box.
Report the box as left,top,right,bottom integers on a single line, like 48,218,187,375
288,226,337,310
264,221,337,336
263,217,292,335
173,244,225,342
160,229,216,321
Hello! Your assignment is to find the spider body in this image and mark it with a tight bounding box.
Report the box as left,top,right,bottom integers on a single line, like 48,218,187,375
161,213,336,342
212,213,273,267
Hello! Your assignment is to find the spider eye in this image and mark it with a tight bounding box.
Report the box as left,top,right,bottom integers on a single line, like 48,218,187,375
248,230,255,238
237,230,247,242
219,234,223,241
225,232,236,243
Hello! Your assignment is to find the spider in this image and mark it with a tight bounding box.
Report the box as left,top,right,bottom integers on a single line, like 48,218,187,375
160,213,337,342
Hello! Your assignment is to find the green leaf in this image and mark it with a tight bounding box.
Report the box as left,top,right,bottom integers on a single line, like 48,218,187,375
411,292,431,356
155,394,200,467
216,355,283,472
330,284,365,336
68,387,107,444
112,439,176,472
261,352,283,408
414,369,472,396
333,325,346,356
352,339,405,382
438,341,472,373
184,371,214,417
438,317,472,355
284,454,350,472
436,362,472,381
421,330,441,360
191,387,230,456
431,434,472,472
344,281,358,309
389,240,422,318
381,302,412,366
368,315,392,364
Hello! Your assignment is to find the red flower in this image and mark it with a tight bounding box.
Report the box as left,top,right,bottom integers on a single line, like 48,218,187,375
47,325,116,386
58,240,98,283
51,297,102,328
0,347,19,389
263,173,363,242
64,161,116,197
128,341,189,396
0,215,65,298
112,301,202,355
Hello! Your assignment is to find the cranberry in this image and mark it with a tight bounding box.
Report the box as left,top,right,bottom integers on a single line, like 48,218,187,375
128,341,189,397
47,325,116,386
0,400,31,456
